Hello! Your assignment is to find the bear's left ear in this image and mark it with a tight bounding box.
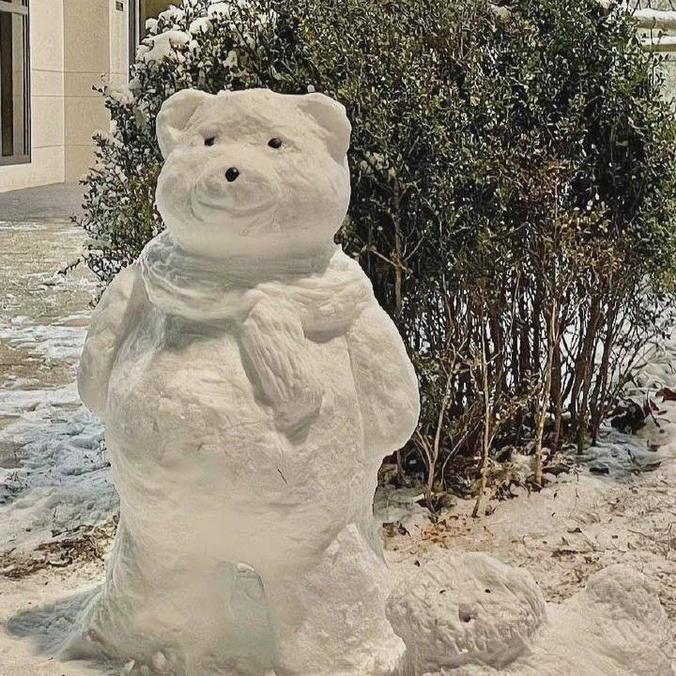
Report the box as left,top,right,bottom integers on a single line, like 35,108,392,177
157,88,214,159
299,93,351,161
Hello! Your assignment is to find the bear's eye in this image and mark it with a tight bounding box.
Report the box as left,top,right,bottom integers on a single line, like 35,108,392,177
268,137,283,149
204,137,216,147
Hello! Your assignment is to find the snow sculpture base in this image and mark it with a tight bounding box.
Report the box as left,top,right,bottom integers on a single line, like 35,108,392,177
10,550,670,675
68,88,420,675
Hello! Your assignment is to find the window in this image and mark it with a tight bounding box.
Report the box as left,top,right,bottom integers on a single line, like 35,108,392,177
0,0,29,166
129,0,181,65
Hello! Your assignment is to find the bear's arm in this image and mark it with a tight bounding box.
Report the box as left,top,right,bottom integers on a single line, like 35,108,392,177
347,302,420,455
240,295,323,437
78,265,143,419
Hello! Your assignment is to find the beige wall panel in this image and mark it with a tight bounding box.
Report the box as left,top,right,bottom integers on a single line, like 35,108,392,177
64,144,97,183
64,72,107,98
110,0,129,76
0,163,32,192
30,0,65,72
31,69,65,98
31,96,65,149
30,146,67,186
108,72,128,89
62,0,112,184
63,0,110,73
64,98,109,147
0,163,33,192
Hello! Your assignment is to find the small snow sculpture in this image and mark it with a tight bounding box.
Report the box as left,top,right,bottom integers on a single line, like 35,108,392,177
70,88,420,675
388,553,546,674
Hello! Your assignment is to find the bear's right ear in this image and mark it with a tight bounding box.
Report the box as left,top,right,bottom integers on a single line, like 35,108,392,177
156,89,213,159
299,93,351,162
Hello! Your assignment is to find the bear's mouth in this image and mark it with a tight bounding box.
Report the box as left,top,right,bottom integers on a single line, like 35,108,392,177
190,193,277,223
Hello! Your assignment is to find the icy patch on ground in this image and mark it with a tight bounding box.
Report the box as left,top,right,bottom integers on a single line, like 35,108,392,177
0,221,114,569
578,424,669,478
0,565,104,676
633,332,676,391
0,316,86,366
375,487,430,534
0,382,80,418
0,308,109,550
0,381,113,557
0,221,43,231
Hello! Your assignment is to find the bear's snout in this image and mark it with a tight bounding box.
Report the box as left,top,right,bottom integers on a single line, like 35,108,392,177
225,167,240,183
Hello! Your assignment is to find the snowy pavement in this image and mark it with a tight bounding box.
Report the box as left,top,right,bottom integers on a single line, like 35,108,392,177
0,218,118,675
0,216,674,674
0,218,115,568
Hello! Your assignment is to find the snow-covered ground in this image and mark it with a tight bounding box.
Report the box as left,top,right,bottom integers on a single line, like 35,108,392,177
0,221,114,569
0,218,674,675
380,416,676,674
380,421,676,612
0,220,116,674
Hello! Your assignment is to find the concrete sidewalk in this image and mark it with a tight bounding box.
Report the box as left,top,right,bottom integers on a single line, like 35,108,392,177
0,183,84,222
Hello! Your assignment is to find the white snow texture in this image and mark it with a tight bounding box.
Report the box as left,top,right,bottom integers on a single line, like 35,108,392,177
68,88,420,675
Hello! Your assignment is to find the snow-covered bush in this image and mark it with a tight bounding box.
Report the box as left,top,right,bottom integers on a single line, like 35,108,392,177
398,0,676,504
78,0,676,502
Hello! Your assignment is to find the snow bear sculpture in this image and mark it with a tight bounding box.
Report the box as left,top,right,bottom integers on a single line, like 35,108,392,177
70,88,420,675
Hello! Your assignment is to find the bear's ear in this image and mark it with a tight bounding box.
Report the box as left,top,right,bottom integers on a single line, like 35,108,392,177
157,89,213,159
299,93,351,161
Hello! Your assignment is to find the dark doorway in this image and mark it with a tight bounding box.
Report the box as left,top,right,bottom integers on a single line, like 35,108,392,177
0,0,30,166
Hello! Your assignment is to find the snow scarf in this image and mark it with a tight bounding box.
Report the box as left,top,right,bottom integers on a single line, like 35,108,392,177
139,229,371,332
139,230,372,432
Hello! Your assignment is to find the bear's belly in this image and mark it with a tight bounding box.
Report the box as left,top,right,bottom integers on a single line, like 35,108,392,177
106,312,375,567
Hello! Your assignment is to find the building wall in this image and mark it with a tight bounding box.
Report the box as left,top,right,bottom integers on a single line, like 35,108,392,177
63,0,129,182
660,58,676,100
632,1,676,99
0,0,129,193
63,0,110,182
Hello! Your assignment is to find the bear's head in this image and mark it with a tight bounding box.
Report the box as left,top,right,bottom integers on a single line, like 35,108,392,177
155,88,351,259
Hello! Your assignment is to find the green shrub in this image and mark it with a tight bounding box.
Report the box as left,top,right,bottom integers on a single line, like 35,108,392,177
78,0,676,506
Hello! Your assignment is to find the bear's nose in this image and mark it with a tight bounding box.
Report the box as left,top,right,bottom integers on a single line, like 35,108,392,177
225,167,240,183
